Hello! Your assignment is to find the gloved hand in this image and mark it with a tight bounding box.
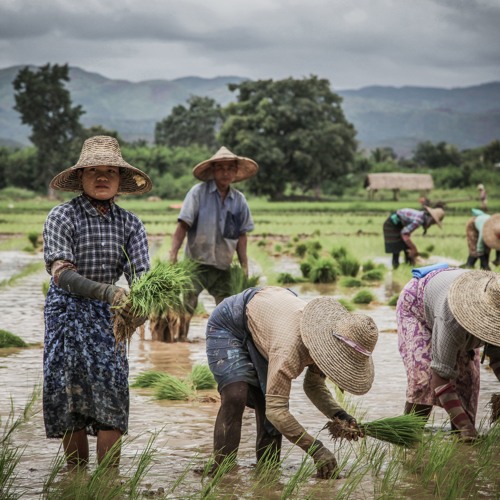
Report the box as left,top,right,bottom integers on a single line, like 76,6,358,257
435,382,477,442
310,441,337,479
333,410,362,440
112,289,147,329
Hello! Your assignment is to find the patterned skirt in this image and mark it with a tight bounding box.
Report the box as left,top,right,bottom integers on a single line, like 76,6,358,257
396,269,480,423
383,216,407,253
43,282,129,438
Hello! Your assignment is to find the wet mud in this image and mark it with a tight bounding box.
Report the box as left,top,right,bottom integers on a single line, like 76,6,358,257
0,250,498,498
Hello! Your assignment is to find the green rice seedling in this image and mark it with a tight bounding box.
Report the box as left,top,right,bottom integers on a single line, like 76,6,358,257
300,260,312,278
154,373,195,401
276,272,299,284
27,231,39,249
360,414,427,447
339,276,362,288
0,330,27,348
294,243,308,257
337,256,360,277
425,244,435,252
114,259,196,343
257,239,267,247
419,251,430,259
274,244,282,253
331,245,348,260
352,289,376,304
189,364,216,390
198,452,237,498
361,268,385,281
361,259,377,272
327,414,426,447
130,370,169,388
388,294,399,306
309,257,338,283
229,262,260,295
338,298,355,312
279,447,319,499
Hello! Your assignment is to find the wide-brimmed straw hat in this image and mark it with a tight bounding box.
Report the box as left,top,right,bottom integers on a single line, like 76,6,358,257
424,206,445,228
448,270,500,346
482,213,500,251
300,297,379,395
49,135,152,195
192,146,259,183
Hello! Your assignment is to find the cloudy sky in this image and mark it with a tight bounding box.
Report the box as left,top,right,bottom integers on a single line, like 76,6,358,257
1,0,499,90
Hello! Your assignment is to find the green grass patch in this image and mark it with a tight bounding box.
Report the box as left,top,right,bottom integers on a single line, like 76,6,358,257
0,330,27,348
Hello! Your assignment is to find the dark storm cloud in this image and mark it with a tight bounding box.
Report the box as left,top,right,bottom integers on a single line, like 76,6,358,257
1,0,499,88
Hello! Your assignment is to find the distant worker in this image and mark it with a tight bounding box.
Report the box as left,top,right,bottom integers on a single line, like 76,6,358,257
477,184,487,212
464,209,500,270
383,206,445,269
169,146,258,340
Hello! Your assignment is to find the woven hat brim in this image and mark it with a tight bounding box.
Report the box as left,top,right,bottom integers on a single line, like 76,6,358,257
193,156,259,183
448,270,500,346
482,214,500,251
50,163,152,195
300,297,377,395
424,206,444,228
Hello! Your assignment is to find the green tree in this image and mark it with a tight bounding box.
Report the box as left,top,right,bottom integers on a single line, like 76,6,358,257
412,140,461,168
482,139,500,166
155,96,222,149
13,63,84,192
218,76,357,200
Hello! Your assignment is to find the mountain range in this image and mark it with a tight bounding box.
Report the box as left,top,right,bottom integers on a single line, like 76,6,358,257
1,65,500,156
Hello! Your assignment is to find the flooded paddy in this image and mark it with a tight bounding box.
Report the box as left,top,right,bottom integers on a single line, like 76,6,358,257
1,250,499,498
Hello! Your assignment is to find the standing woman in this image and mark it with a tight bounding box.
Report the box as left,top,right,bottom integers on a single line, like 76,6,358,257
42,136,152,468
383,206,445,269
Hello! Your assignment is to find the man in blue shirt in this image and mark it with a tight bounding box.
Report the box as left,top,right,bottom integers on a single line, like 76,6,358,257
169,146,258,340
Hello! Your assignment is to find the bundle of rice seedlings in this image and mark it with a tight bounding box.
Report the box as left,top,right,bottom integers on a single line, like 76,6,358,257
337,256,360,277
361,269,385,281
131,370,169,388
326,414,426,447
489,393,500,424
339,276,362,288
277,272,300,284
0,329,27,348
228,263,260,295
113,260,196,344
309,257,338,283
154,373,195,401
338,298,355,312
189,364,216,390
352,289,376,304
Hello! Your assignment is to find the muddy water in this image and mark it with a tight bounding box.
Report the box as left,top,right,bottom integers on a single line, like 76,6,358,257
0,251,498,498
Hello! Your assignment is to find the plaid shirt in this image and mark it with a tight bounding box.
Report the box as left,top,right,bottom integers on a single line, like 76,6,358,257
396,208,426,235
43,195,150,285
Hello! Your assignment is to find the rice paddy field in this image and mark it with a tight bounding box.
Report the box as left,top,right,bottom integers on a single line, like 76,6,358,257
1,190,499,498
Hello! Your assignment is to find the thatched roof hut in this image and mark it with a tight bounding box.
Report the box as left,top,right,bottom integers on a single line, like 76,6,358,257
364,173,434,200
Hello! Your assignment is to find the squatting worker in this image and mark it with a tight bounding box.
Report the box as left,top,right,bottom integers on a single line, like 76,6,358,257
383,206,445,269
205,286,379,478
464,210,500,270
169,146,258,340
397,265,500,441
43,136,151,468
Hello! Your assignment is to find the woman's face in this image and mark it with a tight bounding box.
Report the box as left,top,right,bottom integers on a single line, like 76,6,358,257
80,165,120,200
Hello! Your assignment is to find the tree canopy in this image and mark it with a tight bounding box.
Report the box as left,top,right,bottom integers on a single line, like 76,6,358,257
218,76,357,200
155,96,222,149
13,63,84,190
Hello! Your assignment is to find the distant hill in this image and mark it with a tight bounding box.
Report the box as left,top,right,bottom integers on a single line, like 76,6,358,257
1,65,500,156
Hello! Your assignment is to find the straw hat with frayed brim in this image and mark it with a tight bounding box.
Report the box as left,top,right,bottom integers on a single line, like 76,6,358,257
424,206,445,228
448,270,500,346
482,213,500,251
192,146,259,183
300,297,379,396
50,136,152,195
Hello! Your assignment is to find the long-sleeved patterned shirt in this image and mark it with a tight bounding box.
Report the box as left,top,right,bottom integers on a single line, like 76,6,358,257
43,194,150,285
396,208,426,235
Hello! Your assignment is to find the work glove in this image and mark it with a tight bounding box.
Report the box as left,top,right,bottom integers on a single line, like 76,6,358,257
309,440,337,479
435,382,477,442
332,410,362,441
